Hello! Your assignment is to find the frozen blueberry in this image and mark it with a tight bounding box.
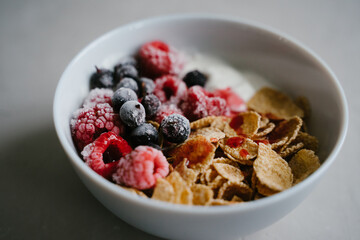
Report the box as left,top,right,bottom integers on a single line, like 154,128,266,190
183,70,207,88
138,77,155,97
160,114,190,143
114,65,138,83
141,94,161,119
90,67,114,89
129,123,159,147
112,87,138,112
115,77,139,95
119,101,146,128
115,56,137,68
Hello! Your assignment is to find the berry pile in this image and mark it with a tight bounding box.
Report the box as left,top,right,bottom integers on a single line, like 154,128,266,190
70,40,245,192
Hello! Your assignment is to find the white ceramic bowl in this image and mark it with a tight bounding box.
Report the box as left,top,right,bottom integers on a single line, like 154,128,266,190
53,14,348,240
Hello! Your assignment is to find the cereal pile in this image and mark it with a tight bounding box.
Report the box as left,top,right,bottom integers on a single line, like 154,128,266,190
70,40,321,206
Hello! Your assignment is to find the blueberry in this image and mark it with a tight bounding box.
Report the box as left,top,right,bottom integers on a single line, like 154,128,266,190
160,114,190,143
141,94,161,119
90,67,114,89
183,70,207,88
138,77,155,97
115,77,139,95
129,123,159,147
112,87,138,112
119,101,146,128
114,65,138,83
115,56,137,68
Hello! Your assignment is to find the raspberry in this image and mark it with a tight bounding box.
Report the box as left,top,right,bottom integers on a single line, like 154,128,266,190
81,132,132,179
83,88,113,108
138,41,184,78
213,87,246,113
113,146,169,190
153,75,187,104
180,86,230,121
71,103,124,151
155,103,183,123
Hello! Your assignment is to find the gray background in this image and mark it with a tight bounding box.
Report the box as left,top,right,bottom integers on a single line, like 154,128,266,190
0,0,359,239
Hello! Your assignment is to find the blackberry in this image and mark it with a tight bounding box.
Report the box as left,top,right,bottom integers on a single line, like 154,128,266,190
111,87,138,112
115,77,139,95
160,114,190,143
114,65,138,83
141,94,161,119
90,67,114,89
183,70,207,88
138,77,155,97
129,123,159,147
119,101,146,128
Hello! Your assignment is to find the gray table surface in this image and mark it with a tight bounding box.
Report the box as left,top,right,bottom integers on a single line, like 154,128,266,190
0,0,359,239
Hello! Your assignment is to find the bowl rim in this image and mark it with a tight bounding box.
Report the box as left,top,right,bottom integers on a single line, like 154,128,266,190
53,13,348,215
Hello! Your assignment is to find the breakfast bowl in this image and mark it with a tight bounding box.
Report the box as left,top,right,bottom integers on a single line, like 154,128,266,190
53,14,348,239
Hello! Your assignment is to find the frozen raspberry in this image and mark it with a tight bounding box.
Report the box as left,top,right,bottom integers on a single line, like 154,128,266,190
113,146,169,190
180,86,230,121
213,87,246,113
83,88,114,108
71,103,124,151
155,103,183,123
153,75,187,104
81,132,132,179
138,41,184,78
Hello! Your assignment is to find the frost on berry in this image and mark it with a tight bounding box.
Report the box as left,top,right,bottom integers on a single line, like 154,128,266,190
213,87,246,113
155,103,184,123
83,88,114,108
153,75,187,104
138,41,184,78
113,146,169,190
71,103,124,151
81,132,132,179
180,86,230,121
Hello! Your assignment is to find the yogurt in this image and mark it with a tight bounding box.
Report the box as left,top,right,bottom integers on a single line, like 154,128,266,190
180,53,273,101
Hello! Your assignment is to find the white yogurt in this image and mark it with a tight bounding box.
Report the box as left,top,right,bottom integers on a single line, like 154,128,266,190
180,53,273,101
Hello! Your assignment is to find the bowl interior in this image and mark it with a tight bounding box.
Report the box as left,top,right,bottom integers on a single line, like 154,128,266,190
55,16,345,166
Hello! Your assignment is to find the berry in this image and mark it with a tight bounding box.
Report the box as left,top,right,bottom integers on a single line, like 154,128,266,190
129,123,159,147
119,101,146,128
138,40,184,78
141,94,161,119
138,77,155,97
83,88,113,108
113,146,169,190
81,132,132,179
115,56,137,68
115,77,139,95
183,70,207,87
213,87,246,113
180,86,230,121
155,103,183,123
114,65,138,83
111,87,138,112
160,114,190,143
90,67,114,89
71,103,124,151
153,75,187,104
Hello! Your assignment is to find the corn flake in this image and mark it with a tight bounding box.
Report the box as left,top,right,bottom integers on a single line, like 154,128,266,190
191,184,214,205
289,149,320,184
213,163,244,183
253,143,293,193
247,87,304,120
169,135,216,172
